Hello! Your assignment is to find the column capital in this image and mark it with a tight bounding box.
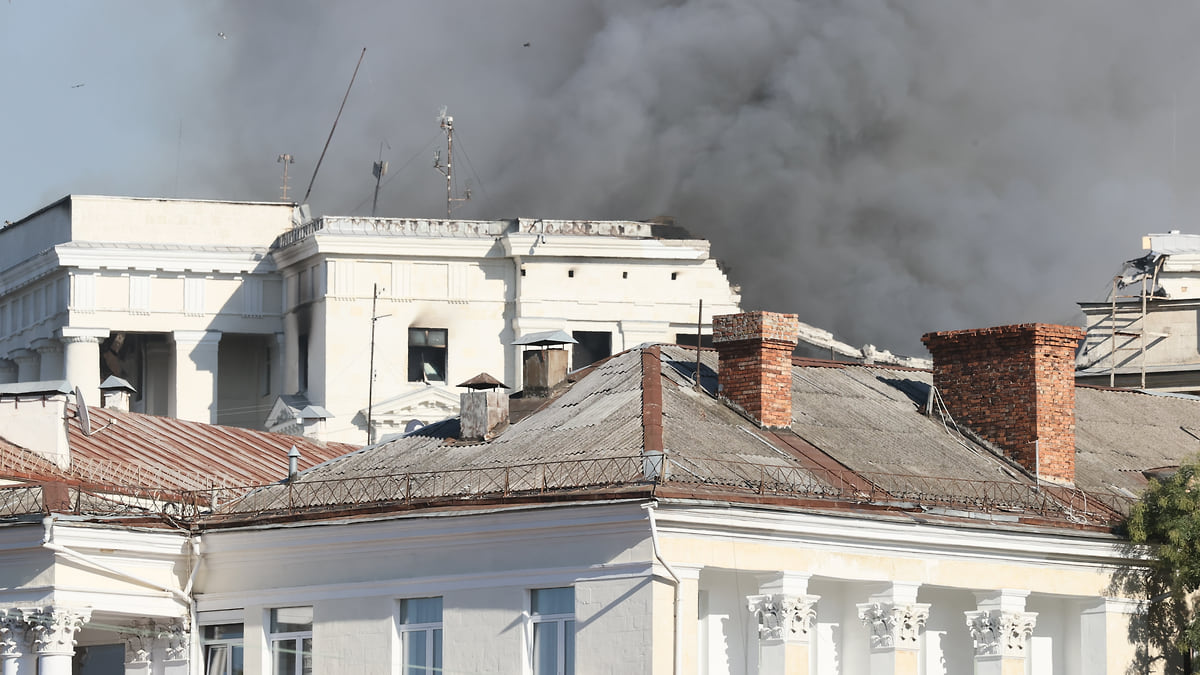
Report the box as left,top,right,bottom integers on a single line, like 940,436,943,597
857,600,930,651
56,327,109,342
964,609,1037,659
7,349,37,366
30,338,62,355
28,607,90,656
155,619,190,661
172,330,222,347
0,609,31,657
748,593,820,644
120,621,154,665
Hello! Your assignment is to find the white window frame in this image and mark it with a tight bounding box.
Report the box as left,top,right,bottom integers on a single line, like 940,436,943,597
201,623,244,675
530,587,575,675
268,607,313,675
396,597,443,675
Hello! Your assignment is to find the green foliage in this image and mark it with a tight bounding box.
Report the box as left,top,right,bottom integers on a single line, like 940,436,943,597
1127,459,1200,667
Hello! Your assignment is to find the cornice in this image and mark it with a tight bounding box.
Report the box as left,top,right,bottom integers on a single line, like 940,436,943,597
54,243,275,275
648,502,1139,567
503,233,709,260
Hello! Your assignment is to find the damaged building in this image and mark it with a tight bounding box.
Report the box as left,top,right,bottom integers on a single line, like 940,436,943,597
0,196,743,443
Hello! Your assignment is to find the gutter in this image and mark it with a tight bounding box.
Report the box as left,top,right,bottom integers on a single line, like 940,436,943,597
643,501,682,675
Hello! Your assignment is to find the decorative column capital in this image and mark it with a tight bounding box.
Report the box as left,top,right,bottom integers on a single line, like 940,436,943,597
965,609,1037,658
156,619,190,661
857,601,930,651
28,607,91,656
747,593,819,643
7,349,38,367
31,338,62,356
0,609,31,657
121,620,154,665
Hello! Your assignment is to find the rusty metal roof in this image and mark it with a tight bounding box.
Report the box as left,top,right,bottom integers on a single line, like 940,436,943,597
61,405,358,490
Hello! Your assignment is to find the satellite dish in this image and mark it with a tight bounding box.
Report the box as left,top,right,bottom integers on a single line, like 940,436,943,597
73,386,91,436
404,419,426,434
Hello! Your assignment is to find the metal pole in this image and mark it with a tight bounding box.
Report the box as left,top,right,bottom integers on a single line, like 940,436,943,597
445,117,454,217
366,283,378,445
694,299,703,389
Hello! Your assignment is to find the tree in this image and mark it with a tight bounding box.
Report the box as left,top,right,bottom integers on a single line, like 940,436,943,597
1125,459,1200,673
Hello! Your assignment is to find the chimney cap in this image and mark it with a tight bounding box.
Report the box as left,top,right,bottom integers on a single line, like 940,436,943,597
513,330,578,347
288,445,302,459
457,372,509,390
99,375,137,393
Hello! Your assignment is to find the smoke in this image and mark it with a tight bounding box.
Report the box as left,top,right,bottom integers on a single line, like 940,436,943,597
23,0,1200,353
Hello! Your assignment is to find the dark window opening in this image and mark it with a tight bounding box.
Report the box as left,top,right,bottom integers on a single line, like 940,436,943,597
622,271,628,279
571,331,611,370
670,272,678,280
521,268,527,277
408,328,448,382
675,333,713,348
568,270,575,278
298,334,309,392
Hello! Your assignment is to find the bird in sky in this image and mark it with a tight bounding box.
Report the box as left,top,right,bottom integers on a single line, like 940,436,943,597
217,32,227,39
523,42,530,47
70,83,84,89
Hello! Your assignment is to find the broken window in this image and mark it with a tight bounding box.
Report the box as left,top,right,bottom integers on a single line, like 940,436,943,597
408,328,447,383
571,331,611,370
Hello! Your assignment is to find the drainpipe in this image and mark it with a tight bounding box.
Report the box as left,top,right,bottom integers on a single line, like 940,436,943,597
643,501,682,675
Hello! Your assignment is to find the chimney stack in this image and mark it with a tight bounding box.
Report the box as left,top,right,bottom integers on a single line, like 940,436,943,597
458,372,510,441
921,323,1084,485
713,311,800,427
99,375,136,413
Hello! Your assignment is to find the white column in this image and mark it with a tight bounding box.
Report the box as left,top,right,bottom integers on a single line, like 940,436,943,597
171,330,221,423
857,583,929,675
0,609,32,675
156,620,190,675
271,332,285,401
32,338,64,381
59,327,109,407
29,607,90,675
0,360,16,385
747,572,820,675
964,590,1036,675
8,350,39,383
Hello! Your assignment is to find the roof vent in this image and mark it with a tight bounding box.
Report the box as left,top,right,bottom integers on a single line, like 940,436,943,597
514,331,577,397
458,373,509,441
99,375,136,413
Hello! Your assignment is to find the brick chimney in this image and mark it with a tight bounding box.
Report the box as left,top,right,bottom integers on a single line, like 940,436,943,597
920,323,1084,485
713,311,800,427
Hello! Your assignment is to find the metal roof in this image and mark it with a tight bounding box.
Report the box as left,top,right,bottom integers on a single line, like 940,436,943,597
61,406,358,490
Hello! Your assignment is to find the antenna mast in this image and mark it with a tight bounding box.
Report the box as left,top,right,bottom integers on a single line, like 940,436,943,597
277,154,295,201
433,108,471,217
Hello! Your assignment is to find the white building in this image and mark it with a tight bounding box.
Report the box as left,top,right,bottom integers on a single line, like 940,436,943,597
0,196,742,442
0,310,1183,674
1078,231,1200,393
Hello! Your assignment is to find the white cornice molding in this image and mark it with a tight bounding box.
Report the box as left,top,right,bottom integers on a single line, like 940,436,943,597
54,243,275,275
0,250,60,296
648,503,1142,567
503,233,709,261
195,560,654,610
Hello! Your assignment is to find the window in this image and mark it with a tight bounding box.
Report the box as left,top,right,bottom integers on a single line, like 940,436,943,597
397,597,442,675
298,334,309,392
531,587,575,675
203,624,244,675
571,331,611,370
408,328,447,382
270,607,312,675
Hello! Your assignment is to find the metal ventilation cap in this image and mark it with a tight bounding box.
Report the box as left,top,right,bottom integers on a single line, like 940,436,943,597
457,372,509,390
512,330,578,347
99,375,137,393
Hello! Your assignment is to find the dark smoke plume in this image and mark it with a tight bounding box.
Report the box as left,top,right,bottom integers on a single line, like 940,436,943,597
60,1,1200,353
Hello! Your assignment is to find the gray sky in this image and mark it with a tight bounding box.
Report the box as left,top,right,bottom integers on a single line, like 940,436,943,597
4,1,1198,354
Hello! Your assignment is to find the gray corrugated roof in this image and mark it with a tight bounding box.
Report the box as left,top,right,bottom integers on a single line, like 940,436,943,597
217,342,1199,526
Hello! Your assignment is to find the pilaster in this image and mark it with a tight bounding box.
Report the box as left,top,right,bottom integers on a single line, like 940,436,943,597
856,583,928,675
0,360,15,385
748,572,819,674
965,591,1036,675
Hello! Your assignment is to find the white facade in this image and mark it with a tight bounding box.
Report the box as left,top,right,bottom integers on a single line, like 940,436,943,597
0,197,741,442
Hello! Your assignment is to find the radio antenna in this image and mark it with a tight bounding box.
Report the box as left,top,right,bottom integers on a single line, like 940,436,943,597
433,107,471,217
303,47,366,204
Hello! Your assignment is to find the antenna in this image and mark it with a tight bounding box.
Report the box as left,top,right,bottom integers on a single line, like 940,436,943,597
371,141,388,217
365,283,390,445
433,107,472,217
277,154,295,201
303,47,367,204
74,386,91,436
